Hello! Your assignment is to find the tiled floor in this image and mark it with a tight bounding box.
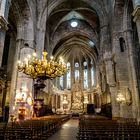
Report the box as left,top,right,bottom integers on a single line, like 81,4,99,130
47,119,79,140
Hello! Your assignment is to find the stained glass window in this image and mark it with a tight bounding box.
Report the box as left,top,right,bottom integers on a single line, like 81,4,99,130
60,76,63,90
83,62,88,89
75,70,79,80
67,63,71,89
91,66,94,86
75,62,79,68
75,62,79,80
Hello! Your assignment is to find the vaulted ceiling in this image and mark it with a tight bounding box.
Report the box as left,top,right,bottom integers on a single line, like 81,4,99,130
45,0,103,65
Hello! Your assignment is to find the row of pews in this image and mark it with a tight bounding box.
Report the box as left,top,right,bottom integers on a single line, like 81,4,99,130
77,115,140,140
0,115,70,140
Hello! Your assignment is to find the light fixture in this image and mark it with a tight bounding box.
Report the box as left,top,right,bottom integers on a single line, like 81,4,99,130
15,87,33,105
18,0,67,80
71,20,78,27
116,92,125,104
18,51,67,80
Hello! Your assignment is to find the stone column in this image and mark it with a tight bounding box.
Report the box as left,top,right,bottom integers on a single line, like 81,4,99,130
88,61,91,90
63,74,67,89
100,24,111,53
98,94,102,108
51,95,55,108
124,29,140,120
9,40,35,120
0,0,11,66
133,5,140,44
79,61,84,90
104,52,119,119
54,78,57,87
91,92,94,104
55,94,57,109
60,94,63,110
71,60,74,87
0,16,8,66
16,46,34,93
8,39,24,118
56,77,59,89
95,64,100,88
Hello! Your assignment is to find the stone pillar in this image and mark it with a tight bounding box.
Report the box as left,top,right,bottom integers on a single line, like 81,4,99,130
36,29,46,58
80,62,84,90
8,39,24,118
124,29,140,120
95,65,100,88
55,94,57,109
0,16,8,66
133,5,140,44
98,94,102,108
0,0,11,66
54,78,57,87
60,94,63,110
104,52,119,119
9,40,35,120
91,92,94,104
100,24,111,53
52,94,55,108
71,60,74,87
56,77,59,89
63,74,67,89
17,46,34,93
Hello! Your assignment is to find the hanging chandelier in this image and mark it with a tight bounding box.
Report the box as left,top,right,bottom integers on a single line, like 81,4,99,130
17,51,67,80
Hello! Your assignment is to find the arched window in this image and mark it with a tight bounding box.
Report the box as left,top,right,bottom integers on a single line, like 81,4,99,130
91,62,94,87
59,76,63,90
1,0,9,18
67,63,71,89
83,62,88,89
75,62,79,68
119,37,125,52
75,70,79,80
75,62,79,80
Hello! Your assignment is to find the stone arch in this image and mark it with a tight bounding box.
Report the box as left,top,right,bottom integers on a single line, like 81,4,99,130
9,0,34,41
123,0,134,30
46,0,108,26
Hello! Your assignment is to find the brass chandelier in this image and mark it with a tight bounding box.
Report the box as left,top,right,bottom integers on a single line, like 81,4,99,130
18,51,67,80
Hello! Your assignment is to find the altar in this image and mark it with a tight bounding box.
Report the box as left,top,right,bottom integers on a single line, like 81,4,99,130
71,91,83,113
51,80,96,114
71,80,84,113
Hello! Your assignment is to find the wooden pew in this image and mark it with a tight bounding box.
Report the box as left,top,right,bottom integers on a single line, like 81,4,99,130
0,115,70,140
77,115,140,140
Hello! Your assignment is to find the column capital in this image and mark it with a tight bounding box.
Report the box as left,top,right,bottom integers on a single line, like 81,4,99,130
0,15,8,31
132,5,140,22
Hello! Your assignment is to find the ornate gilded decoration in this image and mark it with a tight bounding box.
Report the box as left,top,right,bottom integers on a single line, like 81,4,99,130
71,80,83,113
18,52,67,80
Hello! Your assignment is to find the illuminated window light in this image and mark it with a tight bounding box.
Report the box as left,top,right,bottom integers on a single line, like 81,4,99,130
71,21,78,27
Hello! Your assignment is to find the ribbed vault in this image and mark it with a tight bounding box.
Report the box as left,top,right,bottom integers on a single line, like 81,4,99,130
44,0,107,68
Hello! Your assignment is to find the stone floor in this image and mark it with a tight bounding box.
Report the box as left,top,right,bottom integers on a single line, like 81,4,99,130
47,119,79,140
